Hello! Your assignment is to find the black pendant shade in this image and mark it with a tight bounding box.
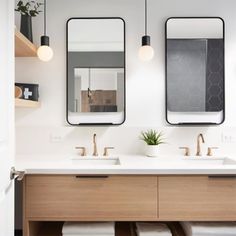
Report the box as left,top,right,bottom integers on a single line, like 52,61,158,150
142,35,151,46
40,35,50,46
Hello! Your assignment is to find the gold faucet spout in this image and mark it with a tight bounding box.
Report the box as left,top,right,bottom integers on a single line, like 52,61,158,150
93,133,98,156
196,133,205,156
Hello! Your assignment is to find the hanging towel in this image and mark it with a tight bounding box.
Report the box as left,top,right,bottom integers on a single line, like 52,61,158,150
62,222,115,235
181,222,236,236
136,223,172,236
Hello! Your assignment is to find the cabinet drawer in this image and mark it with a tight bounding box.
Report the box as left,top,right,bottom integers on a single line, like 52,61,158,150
159,176,236,220
25,175,158,220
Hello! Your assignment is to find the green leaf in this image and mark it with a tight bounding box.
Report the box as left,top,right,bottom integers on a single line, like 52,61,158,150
17,1,23,6
140,129,165,146
15,0,43,16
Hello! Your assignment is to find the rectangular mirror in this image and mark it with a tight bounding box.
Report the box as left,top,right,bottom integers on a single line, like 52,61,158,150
67,18,125,125
166,17,225,125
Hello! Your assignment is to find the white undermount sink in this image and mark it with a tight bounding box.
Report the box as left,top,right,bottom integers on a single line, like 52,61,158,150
182,157,236,166
71,157,121,166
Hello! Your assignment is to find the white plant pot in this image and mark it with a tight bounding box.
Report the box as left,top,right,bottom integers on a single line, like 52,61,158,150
145,145,159,157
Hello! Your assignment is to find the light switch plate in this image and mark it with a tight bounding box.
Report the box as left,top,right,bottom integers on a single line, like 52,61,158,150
221,132,236,143
50,134,63,143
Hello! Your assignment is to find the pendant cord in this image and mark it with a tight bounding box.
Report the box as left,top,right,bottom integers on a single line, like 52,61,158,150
88,68,92,99
89,68,91,89
44,0,46,36
145,0,147,35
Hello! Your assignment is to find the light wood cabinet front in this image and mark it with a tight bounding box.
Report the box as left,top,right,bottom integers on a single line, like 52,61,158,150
25,175,158,220
159,176,236,221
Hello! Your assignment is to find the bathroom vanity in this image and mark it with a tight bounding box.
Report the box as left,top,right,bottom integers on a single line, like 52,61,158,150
17,155,236,236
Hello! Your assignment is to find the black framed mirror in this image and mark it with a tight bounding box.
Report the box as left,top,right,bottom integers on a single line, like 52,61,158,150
166,17,225,125
66,17,126,125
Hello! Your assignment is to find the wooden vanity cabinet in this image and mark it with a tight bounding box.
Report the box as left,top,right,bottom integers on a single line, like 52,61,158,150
23,174,236,236
158,176,236,221
24,175,158,221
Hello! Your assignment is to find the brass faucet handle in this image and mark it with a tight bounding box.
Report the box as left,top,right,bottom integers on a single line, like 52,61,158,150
179,147,190,156
75,147,87,156
103,147,114,156
207,147,218,156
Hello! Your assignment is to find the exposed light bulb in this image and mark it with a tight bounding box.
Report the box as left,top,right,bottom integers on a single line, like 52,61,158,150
139,45,154,61
37,45,53,62
37,36,53,62
139,35,154,61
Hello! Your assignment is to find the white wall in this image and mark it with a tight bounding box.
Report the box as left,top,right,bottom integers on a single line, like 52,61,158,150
15,0,236,158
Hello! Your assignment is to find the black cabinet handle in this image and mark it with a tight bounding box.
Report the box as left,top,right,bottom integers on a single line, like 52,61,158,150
75,175,109,179
208,175,236,179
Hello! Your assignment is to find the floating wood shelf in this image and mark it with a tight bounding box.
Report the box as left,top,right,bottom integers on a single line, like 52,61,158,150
15,98,40,108
15,29,37,57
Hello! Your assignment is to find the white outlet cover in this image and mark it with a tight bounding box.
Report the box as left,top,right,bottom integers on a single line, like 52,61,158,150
50,134,63,143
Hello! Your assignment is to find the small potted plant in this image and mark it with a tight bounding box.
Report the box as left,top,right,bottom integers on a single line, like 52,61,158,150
15,0,43,42
140,129,165,157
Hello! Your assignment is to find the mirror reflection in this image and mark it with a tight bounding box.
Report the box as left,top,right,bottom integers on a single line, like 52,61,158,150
73,68,124,113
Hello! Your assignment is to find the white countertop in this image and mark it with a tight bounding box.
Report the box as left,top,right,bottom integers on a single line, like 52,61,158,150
15,154,236,175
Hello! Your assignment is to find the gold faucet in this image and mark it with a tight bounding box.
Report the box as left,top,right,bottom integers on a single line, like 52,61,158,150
75,147,87,156
179,147,190,156
196,133,205,156
103,147,114,156
92,133,98,156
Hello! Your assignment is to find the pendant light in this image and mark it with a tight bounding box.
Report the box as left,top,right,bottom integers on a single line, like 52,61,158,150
37,0,53,62
138,0,154,61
